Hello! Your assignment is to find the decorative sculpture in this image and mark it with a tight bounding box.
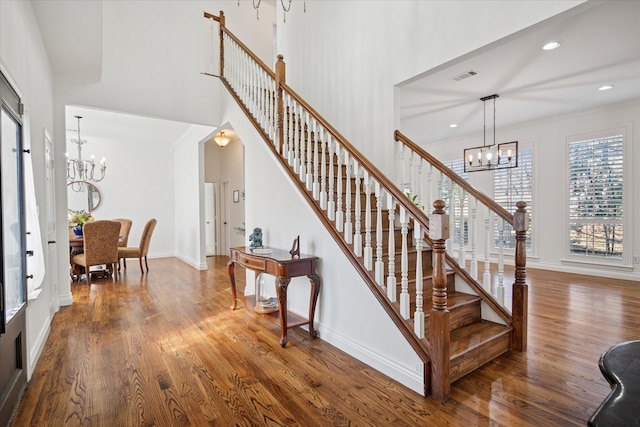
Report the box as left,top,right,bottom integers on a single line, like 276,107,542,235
290,235,300,258
249,227,263,248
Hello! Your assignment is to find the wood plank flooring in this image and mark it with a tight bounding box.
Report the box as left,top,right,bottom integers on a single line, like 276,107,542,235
9,256,639,426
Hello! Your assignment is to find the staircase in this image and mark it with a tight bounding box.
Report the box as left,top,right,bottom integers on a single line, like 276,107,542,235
204,10,528,401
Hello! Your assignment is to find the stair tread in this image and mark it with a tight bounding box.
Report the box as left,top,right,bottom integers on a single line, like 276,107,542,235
449,320,511,358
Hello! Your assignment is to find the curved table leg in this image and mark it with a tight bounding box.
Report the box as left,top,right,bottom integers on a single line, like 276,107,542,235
276,276,291,348
307,273,321,339
227,260,237,310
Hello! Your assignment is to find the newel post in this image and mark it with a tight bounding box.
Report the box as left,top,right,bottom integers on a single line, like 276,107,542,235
512,201,528,351
218,11,225,77
428,200,450,401
275,54,286,153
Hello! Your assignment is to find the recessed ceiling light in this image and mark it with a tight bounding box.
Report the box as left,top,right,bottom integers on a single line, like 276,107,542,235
598,85,614,91
449,123,458,128
542,41,560,51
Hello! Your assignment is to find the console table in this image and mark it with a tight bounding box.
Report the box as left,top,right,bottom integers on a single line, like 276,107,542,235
227,246,320,348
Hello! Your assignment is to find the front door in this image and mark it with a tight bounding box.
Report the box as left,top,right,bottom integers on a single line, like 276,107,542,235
0,72,28,426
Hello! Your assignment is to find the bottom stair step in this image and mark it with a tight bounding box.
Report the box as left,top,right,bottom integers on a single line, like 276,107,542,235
449,320,512,383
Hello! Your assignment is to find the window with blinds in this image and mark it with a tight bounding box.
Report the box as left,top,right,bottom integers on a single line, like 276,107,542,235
493,148,533,250
568,134,623,258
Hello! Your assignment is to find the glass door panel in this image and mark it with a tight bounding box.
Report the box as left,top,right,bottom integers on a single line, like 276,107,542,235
1,108,25,326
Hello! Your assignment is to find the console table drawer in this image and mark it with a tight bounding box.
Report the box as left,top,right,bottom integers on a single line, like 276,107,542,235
236,252,266,271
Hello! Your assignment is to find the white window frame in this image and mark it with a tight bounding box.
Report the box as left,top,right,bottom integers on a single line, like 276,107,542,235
564,125,631,267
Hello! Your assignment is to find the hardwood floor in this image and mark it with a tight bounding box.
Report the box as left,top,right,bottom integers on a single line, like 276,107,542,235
10,256,638,426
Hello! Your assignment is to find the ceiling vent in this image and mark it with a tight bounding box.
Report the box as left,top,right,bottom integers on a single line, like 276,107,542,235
451,70,477,81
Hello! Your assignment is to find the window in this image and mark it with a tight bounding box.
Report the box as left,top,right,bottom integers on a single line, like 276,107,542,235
493,148,533,250
568,133,624,259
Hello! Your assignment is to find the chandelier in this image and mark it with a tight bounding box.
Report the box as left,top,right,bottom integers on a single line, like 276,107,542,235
214,131,231,147
66,115,106,190
241,0,306,23
463,94,518,173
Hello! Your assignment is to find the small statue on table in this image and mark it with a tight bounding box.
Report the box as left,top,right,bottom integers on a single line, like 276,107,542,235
249,227,263,249
290,235,300,258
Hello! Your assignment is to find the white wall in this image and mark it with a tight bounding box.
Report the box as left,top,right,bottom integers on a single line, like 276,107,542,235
276,1,586,176
0,0,55,378
173,125,218,269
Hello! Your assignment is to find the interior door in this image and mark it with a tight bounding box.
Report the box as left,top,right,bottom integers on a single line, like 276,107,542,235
0,72,28,426
45,130,58,316
220,180,230,255
204,182,216,256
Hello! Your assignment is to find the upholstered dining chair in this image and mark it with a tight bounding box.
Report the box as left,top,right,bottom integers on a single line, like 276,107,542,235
118,218,157,274
112,218,132,269
71,220,121,285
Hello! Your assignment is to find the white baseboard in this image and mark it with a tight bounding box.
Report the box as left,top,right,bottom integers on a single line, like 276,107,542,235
531,260,639,281
27,317,51,380
174,254,208,270
59,291,73,306
315,322,425,395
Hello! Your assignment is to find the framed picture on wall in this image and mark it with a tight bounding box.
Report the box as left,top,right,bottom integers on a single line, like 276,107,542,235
233,190,239,203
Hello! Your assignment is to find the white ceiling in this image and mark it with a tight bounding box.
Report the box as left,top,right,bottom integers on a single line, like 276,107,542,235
399,1,640,144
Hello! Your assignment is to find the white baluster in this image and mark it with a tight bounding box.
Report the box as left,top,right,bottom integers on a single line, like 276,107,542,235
327,135,335,220
425,164,433,209
416,157,423,211
374,184,384,286
335,144,344,232
363,172,372,270
353,162,362,257
293,104,300,174
414,222,424,338
497,217,505,305
458,188,466,266
437,169,444,201
305,113,313,190
483,205,492,291
386,198,397,302
400,206,410,319
470,197,478,280
344,152,352,243
312,122,320,199
298,112,305,180
408,150,414,195
400,143,406,189
319,129,327,210
447,178,455,256
286,97,294,166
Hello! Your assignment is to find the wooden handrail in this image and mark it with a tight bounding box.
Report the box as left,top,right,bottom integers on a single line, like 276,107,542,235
203,11,220,21
394,130,513,225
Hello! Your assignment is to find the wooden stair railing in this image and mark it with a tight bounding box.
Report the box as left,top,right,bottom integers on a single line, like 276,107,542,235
204,11,528,401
